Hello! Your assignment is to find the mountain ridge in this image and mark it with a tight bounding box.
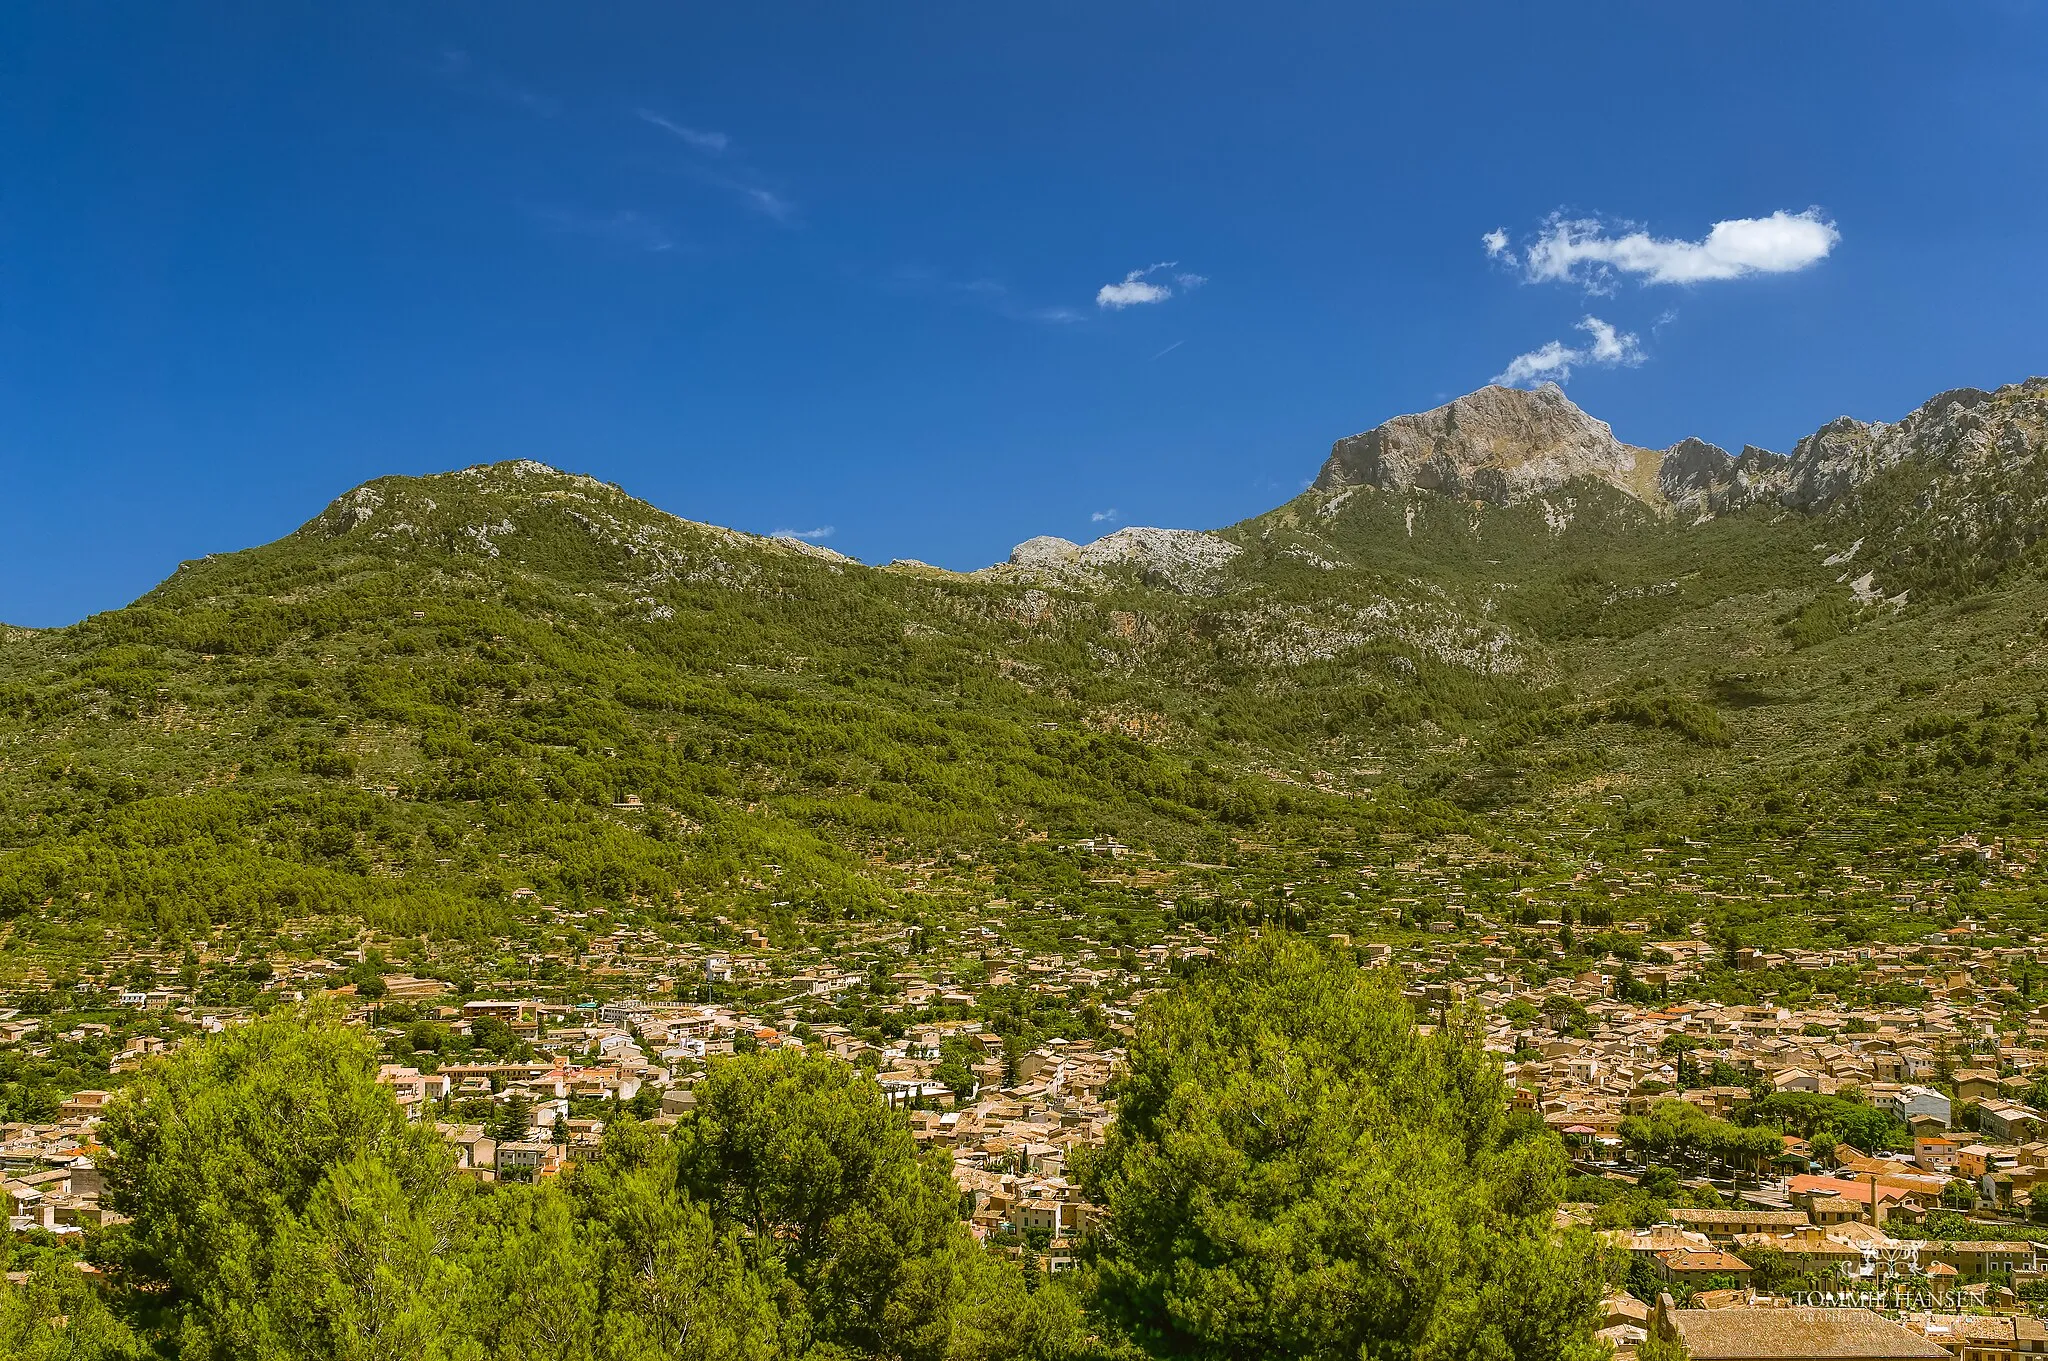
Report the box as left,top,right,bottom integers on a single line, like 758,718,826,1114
1313,383,1667,507
114,371,2048,643
128,374,2043,609
999,375,2048,602
4,369,2048,952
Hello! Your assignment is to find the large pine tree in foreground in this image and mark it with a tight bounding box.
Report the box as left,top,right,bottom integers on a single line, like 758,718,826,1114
11,946,1607,1359
1080,938,1607,1361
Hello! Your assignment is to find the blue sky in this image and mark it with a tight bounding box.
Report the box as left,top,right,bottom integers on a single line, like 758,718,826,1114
3,3,2045,625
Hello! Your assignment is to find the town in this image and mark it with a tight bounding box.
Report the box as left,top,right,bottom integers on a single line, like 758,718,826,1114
11,824,2048,1361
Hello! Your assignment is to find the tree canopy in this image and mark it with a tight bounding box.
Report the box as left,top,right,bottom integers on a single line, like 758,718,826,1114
1079,937,1605,1361
1736,1090,1908,1154
1619,1099,1786,1177
2,949,1619,1360
62,1004,1087,1361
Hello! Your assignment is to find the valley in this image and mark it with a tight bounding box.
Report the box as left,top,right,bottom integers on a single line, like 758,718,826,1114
4,376,2048,1356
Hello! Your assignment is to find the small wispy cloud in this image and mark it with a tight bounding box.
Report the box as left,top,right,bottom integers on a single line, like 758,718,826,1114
1097,262,1206,310
892,267,1082,325
734,183,795,223
637,109,729,154
1091,509,1119,523
438,49,559,117
1494,315,1644,387
663,166,796,225
532,206,678,253
772,526,835,542
637,109,797,225
1490,209,1840,291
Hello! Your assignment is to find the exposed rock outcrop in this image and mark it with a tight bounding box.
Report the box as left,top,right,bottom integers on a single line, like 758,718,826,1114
1657,437,1734,514
1309,377,2048,531
1665,380,2048,523
987,376,2048,596
1007,536,1087,571
1314,383,1666,506
995,527,1243,593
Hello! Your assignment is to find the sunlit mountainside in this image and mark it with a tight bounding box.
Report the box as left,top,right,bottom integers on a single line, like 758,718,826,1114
4,377,2048,958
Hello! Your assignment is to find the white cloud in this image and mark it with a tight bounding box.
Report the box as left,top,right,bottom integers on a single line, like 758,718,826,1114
1509,208,1839,288
1493,315,1644,387
1098,274,1171,308
1494,340,1579,387
1577,316,1640,364
1091,509,1119,523
772,526,834,541
638,110,729,153
1097,261,1200,309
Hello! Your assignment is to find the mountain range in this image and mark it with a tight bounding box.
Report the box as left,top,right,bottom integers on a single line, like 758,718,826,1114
3,376,2046,953
1005,376,2048,603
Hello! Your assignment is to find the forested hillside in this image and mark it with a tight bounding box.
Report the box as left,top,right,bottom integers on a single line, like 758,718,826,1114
3,381,2048,966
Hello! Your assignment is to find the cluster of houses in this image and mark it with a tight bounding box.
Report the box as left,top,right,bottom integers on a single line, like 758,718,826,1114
11,825,2048,1352
1462,925,2048,1358
1493,955,2048,1212
371,993,1122,1256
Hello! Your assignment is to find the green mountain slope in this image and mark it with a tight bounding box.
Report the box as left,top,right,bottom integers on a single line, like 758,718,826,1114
3,380,2047,958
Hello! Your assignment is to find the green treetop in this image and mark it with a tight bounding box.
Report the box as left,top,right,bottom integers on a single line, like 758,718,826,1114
1079,936,1607,1361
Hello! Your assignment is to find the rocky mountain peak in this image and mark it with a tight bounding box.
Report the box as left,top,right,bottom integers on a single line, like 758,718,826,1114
1313,383,1665,506
995,526,1243,593
1657,436,1733,510
1675,377,2048,518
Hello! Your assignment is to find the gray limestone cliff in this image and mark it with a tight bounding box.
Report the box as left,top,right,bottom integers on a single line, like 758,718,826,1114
1313,384,1666,506
990,376,2048,594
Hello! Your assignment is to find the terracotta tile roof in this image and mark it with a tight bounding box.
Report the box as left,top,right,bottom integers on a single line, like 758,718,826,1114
1672,1208,1812,1228
1658,1249,1753,1274
1667,1306,1951,1359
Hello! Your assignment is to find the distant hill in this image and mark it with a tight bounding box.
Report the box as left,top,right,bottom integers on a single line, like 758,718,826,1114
3,378,2047,951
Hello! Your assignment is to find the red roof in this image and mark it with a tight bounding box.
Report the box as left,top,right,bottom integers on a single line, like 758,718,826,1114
1787,1173,1913,1203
